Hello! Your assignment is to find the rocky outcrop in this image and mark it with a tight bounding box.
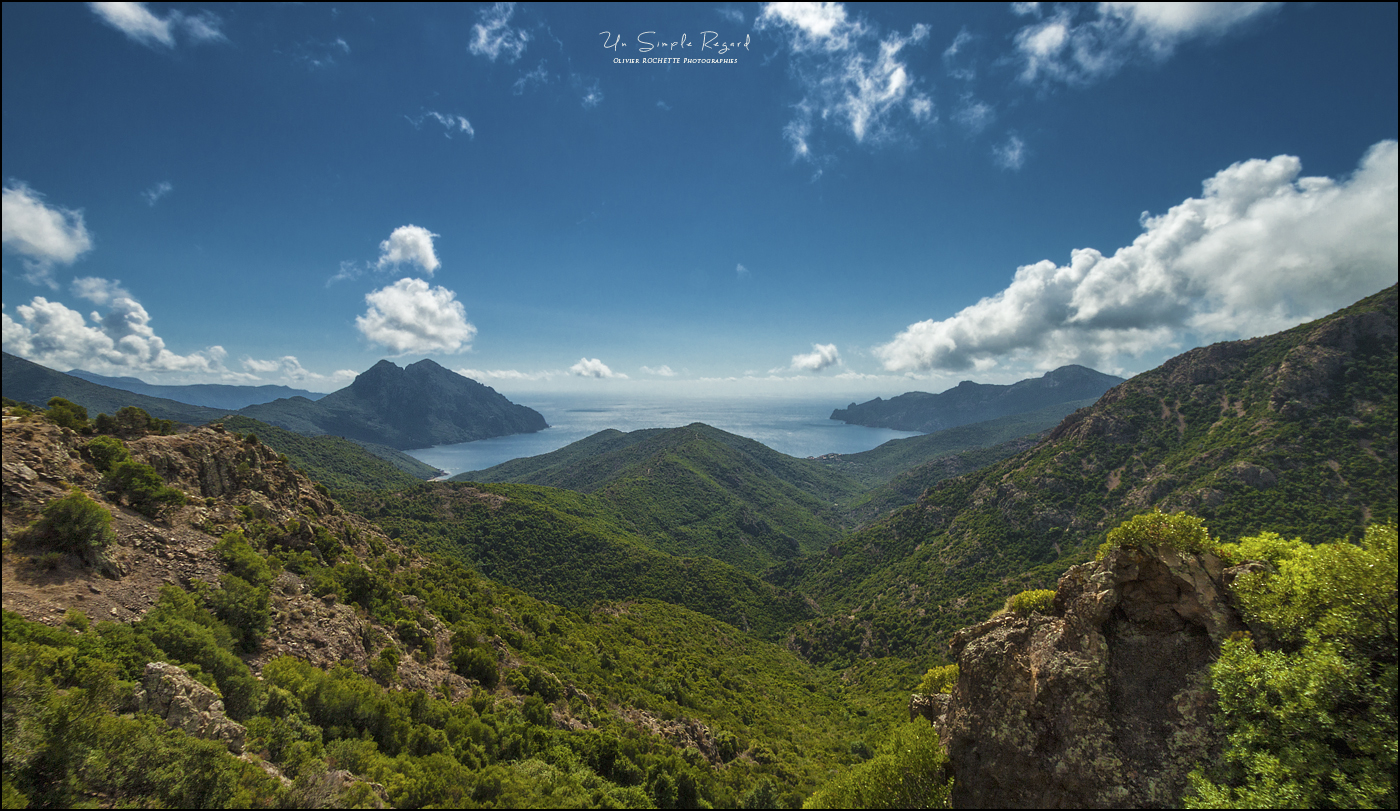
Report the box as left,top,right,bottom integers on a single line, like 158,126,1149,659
934,545,1248,808
134,661,247,753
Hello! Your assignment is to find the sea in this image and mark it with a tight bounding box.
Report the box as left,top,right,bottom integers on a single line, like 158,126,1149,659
402,394,920,478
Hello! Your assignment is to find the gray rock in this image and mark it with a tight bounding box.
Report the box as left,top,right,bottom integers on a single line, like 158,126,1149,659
133,661,246,754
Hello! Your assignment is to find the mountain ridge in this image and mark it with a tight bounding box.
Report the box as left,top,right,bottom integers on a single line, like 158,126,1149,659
65,369,323,409
831,364,1124,433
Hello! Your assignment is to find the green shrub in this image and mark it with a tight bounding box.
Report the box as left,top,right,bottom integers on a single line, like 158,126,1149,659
452,646,499,687
63,609,90,632
85,435,130,472
804,723,952,809
1097,509,1215,560
916,664,959,695
1186,524,1398,809
1004,589,1057,617
19,489,117,565
214,531,273,588
105,460,186,517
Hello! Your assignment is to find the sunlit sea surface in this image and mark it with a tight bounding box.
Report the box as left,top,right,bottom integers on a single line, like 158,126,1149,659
402,395,920,478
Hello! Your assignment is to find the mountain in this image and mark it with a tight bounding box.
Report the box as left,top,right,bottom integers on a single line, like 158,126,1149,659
773,285,1398,665
66,369,323,409
237,358,548,450
2,351,229,424
453,423,865,572
830,364,1124,433
816,397,1098,488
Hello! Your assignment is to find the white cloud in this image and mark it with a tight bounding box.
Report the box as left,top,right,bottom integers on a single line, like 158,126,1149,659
239,355,355,386
717,7,746,25
409,111,475,139
787,343,841,372
579,78,604,109
375,225,440,275
942,28,976,80
71,276,129,306
952,95,994,134
1013,2,1281,86
3,284,225,375
641,364,677,377
88,2,225,49
993,134,1026,170
142,181,173,206
356,278,477,354
759,3,932,160
570,358,627,379
457,367,558,382
736,263,751,281
512,61,550,95
326,260,363,286
469,2,529,63
2,181,94,287
875,140,1400,374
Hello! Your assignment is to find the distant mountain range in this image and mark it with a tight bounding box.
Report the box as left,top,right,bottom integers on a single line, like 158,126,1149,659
831,364,1124,433
66,370,323,409
2,354,547,451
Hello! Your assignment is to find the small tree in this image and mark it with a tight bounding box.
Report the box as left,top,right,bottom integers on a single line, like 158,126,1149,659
44,397,89,432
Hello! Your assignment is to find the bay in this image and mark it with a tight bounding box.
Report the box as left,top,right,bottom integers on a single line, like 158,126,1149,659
403,394,920,478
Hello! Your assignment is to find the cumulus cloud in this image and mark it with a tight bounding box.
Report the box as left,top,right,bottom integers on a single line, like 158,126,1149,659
375,225,440,275
356,277,476,354
570,358,627,379
71,276,128,306
408,111,475,139
89,2,225,49
875,140,1400,374
1013,2,1281,86
142,181,173,206
641,364,677,377
469,2,529,63
3,282,226,375
2,181,94,287
759,3,932,160
786,343,842,373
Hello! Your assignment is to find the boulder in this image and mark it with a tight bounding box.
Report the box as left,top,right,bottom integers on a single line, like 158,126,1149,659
133,661,247,754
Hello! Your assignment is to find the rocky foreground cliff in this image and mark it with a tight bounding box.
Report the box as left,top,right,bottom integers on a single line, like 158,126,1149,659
920,544,1256,808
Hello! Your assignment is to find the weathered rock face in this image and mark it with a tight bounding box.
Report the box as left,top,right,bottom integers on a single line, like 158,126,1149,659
133,661,247,754
936,545,1247,809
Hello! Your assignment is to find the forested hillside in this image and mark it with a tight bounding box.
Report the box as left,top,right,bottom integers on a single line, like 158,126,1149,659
455,424,865,572
772,285,1398,664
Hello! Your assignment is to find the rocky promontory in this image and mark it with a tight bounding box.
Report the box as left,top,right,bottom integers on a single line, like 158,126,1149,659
928,544,1255,808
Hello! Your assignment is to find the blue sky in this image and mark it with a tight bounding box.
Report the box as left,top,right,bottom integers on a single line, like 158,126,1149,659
3,2,1396,400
